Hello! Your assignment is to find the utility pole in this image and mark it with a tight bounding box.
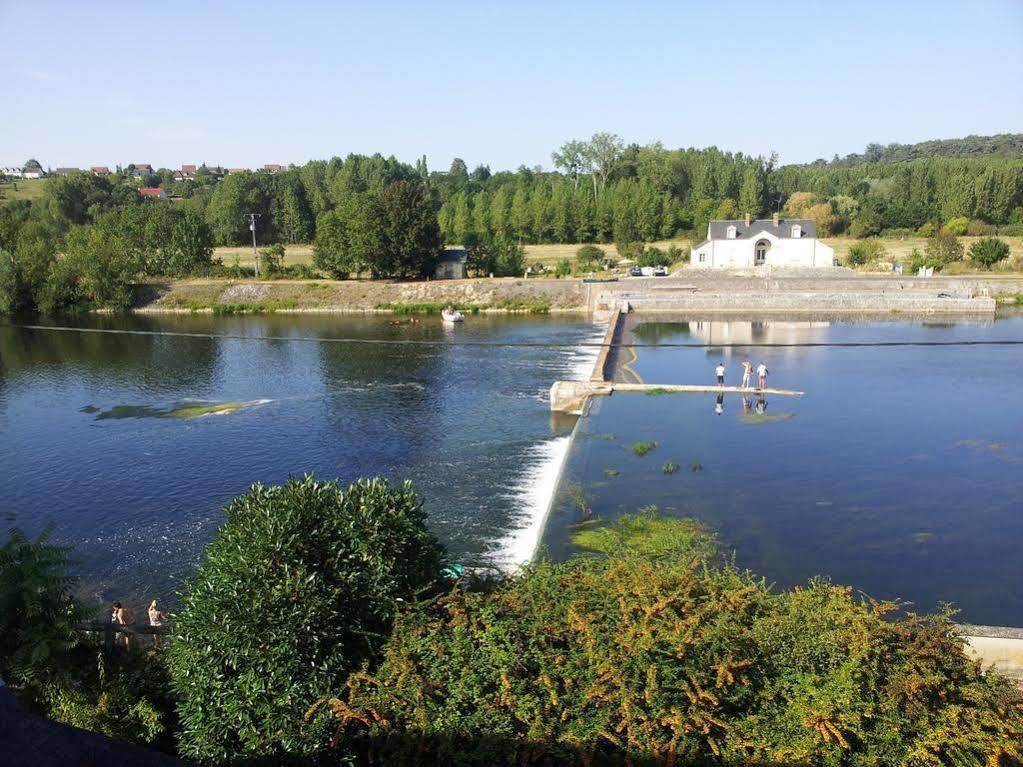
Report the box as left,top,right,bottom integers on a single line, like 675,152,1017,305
244,213,261,277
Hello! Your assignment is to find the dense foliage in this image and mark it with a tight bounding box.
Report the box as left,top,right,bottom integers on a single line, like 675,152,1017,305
2,135,1020,308
969,236,1011,268
317,515,1023,766
0,526,82,688
167,476,445,765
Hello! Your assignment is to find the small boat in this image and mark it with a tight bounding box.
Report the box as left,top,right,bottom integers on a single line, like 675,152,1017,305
441,308,465,323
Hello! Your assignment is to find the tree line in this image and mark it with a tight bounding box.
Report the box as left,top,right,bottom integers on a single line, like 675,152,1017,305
2,134,1022,311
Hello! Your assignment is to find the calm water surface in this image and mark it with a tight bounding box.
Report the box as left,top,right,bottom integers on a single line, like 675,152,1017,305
0,314,602,604
540,315,1023,625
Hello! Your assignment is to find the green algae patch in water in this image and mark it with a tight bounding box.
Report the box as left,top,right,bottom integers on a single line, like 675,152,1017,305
93,400,265,421
632,441,657,456
164,402,247,419
571,513,716,560
602,468,620,478
740,412,797,425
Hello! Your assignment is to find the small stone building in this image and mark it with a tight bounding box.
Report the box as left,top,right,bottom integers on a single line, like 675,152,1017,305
435,249,468,279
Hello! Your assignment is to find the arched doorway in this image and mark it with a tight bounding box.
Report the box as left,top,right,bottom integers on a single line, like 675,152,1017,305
754,239,770,265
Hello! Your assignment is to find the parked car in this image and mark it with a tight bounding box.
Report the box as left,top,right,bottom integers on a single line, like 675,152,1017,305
653,265,668,276
629,265,643,277
640,266,655,277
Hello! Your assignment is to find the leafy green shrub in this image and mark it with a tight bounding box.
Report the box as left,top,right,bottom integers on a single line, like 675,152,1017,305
968,237,1010,268
0,526,82,688
575,245,605,266
554,258,572,278
634,246,666,268
258,243,285,275
319,515,1023,766
910,250,945,274
42,647,177,751
926,231,965,264
39,225,138,313
916,221,936,237
168,475,444,765
846,239,887,266
942,216,969,236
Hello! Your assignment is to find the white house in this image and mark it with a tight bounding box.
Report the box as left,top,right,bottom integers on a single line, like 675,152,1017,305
690,213,834,268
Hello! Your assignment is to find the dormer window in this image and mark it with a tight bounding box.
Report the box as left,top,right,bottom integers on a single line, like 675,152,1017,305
726,225,737,239
790,224,802,238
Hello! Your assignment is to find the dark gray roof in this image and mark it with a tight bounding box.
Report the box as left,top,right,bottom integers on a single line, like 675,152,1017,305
439,248,467,263
707,218,816,241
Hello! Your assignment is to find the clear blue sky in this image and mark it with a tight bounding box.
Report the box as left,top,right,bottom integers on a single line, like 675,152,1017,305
2,0,1021,171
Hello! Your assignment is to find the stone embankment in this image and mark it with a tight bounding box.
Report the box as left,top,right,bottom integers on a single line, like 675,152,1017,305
140,267,1021,315
589,267,1016,315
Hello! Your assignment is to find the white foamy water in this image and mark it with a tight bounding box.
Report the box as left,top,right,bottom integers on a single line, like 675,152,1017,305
495,323,606,569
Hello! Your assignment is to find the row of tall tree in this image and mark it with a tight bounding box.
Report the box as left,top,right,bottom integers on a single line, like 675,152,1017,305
2,136,1022,276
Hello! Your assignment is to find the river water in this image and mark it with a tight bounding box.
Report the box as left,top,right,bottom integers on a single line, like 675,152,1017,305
0,314,602,604
540,314,1023,626
2,312,1021,625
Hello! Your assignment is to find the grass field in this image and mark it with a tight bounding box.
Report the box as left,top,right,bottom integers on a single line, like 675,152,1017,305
826,236,1023,271
0,178,48,202
215,236,1023,275
215,244,316,267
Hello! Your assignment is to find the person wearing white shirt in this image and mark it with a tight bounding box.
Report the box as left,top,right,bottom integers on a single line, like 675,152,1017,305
715,363,725,385
757,362,768,388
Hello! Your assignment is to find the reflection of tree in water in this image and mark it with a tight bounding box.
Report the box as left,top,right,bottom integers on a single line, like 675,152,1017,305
0,320,221,392
631,321,691,343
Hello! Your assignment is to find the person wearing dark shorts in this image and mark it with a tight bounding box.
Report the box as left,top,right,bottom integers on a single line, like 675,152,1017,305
715,363,725,385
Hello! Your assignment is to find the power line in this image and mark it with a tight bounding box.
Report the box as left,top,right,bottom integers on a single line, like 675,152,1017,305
3,322,1023,349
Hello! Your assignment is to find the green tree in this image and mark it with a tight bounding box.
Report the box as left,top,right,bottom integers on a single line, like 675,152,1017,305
168,476,444,765
943,216,969,235
0,527,82,689
968,236,1010,268
925,231,965,264
0,221,57,312
846,239,887,266
509,186,531,242
376,180,443,278
40,225,138,313
738,166,765,217
313,193,383,279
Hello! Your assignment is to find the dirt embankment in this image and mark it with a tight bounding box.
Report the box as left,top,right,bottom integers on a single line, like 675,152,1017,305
138,277,590,313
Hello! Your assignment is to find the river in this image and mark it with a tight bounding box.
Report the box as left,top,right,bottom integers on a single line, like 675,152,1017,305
540,314,1023,626
0,313,602,604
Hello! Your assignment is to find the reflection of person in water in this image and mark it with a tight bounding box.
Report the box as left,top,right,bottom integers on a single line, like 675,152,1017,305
715,392,724,415
742,395,751,415
755,393,767,414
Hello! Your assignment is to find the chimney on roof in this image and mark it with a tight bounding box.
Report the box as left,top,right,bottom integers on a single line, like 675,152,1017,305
744,212,751,227
772,212,780,227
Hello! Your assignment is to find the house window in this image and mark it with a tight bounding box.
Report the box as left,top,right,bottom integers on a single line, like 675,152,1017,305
699,253,706,263
755,240,770,265
791,224,802,238
726,225,737,239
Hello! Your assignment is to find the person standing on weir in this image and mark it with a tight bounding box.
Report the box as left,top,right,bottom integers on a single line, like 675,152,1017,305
715,362,726,386
757,361,769,389
741,358,753,389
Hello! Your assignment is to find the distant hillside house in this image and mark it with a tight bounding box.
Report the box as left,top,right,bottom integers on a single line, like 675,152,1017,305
263,164,285,173
227,167,247,175
435,249,468,279
55,167,82,176
132,164,154,178
138,187,168,200
90,166,111,176
21,159,45,179
1,166,24,178
690,214,834,268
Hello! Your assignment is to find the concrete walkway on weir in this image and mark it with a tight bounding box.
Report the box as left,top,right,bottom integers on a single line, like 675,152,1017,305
550,381,803,415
